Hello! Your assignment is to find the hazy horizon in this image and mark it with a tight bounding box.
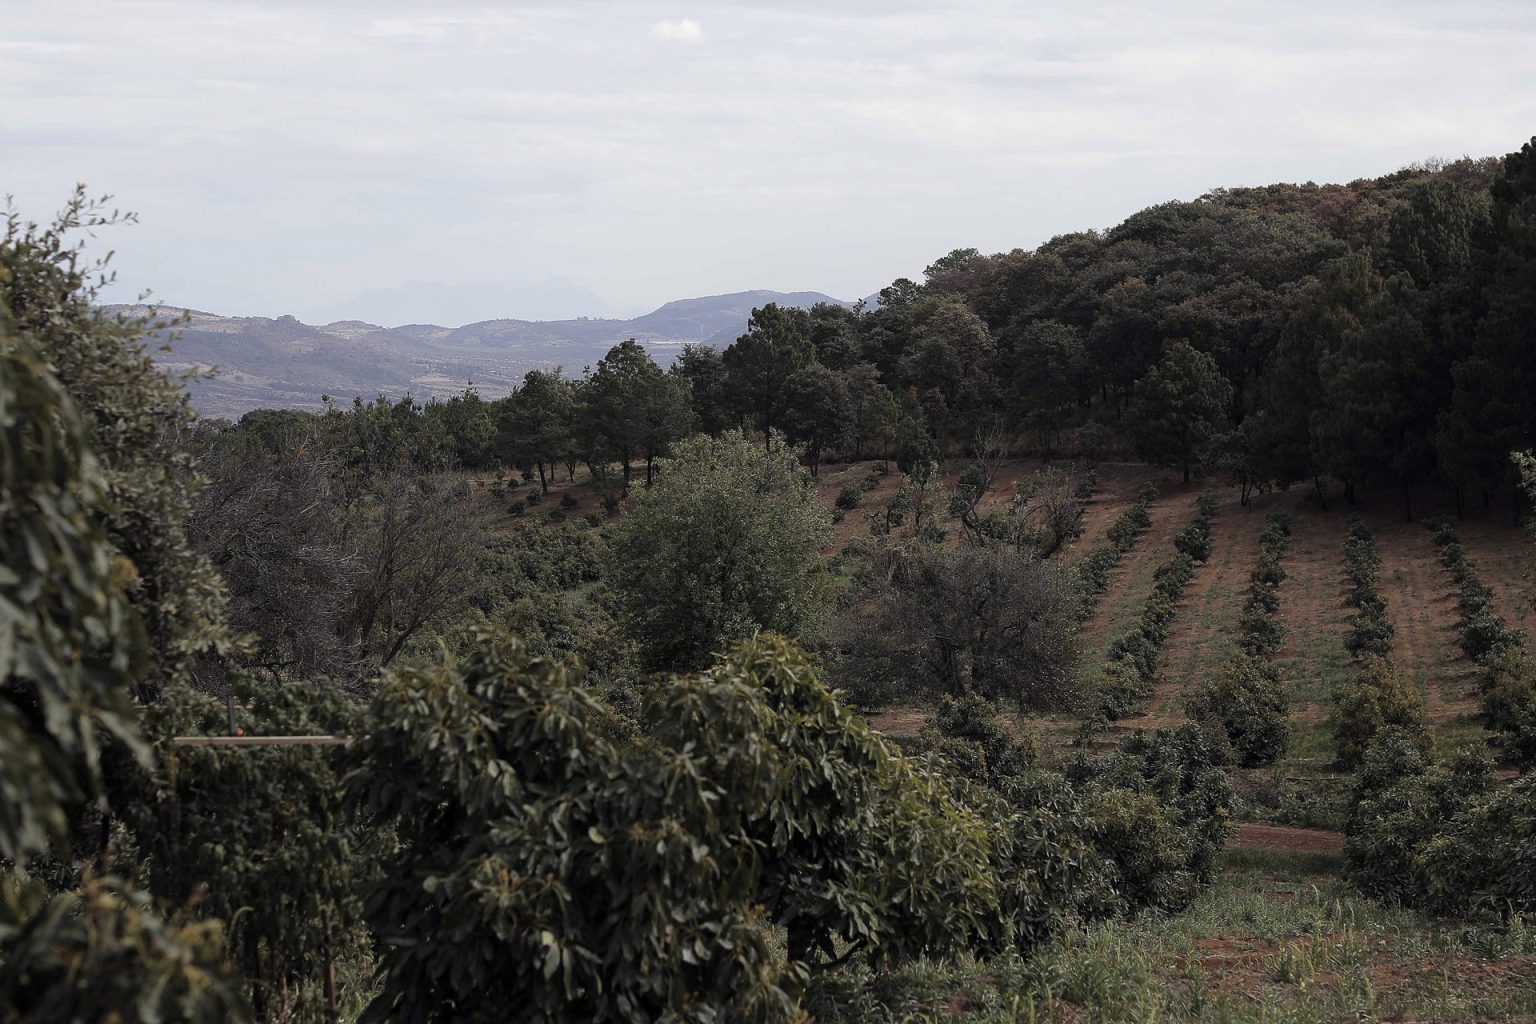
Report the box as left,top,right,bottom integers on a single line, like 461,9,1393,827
6,0,1535,325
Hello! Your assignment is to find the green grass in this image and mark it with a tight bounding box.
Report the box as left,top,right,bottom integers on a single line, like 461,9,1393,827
805,854,1536,1023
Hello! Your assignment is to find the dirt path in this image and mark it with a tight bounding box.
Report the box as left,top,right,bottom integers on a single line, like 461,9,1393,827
1081,479,1203,664
1368,512,1479,724
1273,500,1353,714
1144,491,1273,722
1230,822,1344,855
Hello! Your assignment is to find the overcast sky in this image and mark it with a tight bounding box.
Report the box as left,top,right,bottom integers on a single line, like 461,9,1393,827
3,0,1534,323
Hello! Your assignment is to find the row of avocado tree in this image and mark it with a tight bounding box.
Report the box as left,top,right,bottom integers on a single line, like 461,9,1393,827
1183,510,1293,767
1095,491,1218,719
1074,482,1158,621
1342,522,1536,917
1429,520,1536,768
1331,517,1430,771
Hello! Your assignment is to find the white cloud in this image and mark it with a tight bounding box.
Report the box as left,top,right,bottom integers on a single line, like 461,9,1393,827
2,0,1534,315
649,18,705,43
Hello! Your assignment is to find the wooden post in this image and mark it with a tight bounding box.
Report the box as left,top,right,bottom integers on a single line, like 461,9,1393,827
170,736,349,747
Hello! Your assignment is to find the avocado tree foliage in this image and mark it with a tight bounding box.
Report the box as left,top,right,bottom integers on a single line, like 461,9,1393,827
350,630,1009,1023
0,313,248,1023
0,189,235,699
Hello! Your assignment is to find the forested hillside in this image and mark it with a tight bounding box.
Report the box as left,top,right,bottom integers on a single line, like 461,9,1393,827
228,144,1530,531
4,137,1536,1024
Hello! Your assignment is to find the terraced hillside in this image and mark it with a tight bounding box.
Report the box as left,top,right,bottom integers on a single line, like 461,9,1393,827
864,464,1535,800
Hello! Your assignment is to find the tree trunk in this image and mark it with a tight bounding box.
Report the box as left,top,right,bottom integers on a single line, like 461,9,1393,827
536,461,548,493
1455,485,1465,519
1313,476,1329,512
1183,463,1191,485
645,455,655,486
1401,474,1412,522
1345,479,1356,505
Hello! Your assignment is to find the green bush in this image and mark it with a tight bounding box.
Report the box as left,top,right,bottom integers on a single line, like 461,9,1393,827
559,492,579,509
1344,734,1490,904
918,694,1036,791
1237,608,1284,659
1482,649,1536,769
1184,652,1290,767
1069,725,1235,913
651,636,1003,968
1419,774,1536,914
1460,607,1524,664
1344,733,1536,918
1331,656,1432,770
350,632,802,1023
1095,655,1150,719
835,486,863,510
1346,606,1395,659
352,630,1009,1022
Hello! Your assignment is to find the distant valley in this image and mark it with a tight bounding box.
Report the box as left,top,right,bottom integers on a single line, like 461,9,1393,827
113,289,853,419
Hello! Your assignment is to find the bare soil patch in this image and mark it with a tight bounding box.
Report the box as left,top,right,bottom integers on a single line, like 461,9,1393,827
1230,822,1344,855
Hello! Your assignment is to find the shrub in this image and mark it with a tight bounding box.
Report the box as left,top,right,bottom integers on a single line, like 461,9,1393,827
1344,734,1490,904
349,631,801,1022
1095,655,1151,720
508,499,526,516
1184,652,1290,767
560,492,579,509
1070,725,1235,912
608,431,832,671
1343,735,1536,918
1460,607,1523,664
1482,649,1536,768
835,486,862,510
650,636,1003,968
525,488,543,505
920,694,1037,790
1346,607,1395,659
1331,656,1431,770
1418,774,1536,914
1238,607,1285,658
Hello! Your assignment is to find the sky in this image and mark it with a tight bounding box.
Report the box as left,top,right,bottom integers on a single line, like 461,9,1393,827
3,0,1534,325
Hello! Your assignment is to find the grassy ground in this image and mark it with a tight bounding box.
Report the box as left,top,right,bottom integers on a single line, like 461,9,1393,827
806,849,1536,1023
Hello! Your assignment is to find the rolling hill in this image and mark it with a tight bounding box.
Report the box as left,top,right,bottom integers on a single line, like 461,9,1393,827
111,289,851,418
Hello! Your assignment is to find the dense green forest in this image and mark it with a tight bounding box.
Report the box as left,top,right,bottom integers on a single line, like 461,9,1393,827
4,136,1536,1023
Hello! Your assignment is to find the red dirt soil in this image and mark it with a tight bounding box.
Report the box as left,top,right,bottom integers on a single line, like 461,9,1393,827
1230,822,1344,855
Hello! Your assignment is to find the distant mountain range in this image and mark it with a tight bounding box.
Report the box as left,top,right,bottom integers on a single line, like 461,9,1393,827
114,289,852,419
297,278,624,327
